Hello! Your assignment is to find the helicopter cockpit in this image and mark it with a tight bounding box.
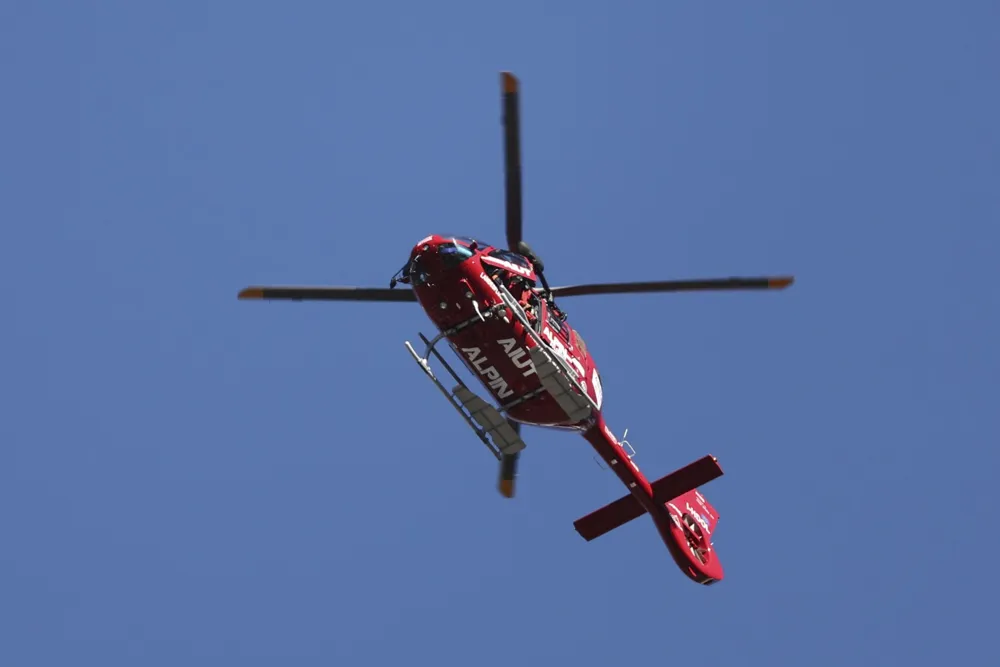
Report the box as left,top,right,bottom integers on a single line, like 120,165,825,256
485,248,533,272
386,234,567,334
390,236,534,288
392,237,477,287
438,240,476,269
438,236,535,276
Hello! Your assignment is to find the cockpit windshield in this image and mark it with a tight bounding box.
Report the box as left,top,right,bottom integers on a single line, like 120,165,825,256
397,235,535,288
450,236,486,248
402,238,475,287
439,240,475,268
487,249,532,269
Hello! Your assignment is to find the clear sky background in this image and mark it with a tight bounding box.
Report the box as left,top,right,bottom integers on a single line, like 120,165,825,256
3,2,998,665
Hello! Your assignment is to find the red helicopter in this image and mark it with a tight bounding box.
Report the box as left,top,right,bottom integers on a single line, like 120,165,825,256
238,72,794,585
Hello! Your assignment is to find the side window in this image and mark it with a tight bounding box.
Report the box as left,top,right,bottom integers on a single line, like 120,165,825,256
483,263,504,281
407,257,428,285
547,310,570,342
489,249,533,270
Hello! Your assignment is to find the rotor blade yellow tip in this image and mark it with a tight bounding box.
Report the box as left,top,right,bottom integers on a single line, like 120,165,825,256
238,287,264,299
501,72,519,93
769,277,795,289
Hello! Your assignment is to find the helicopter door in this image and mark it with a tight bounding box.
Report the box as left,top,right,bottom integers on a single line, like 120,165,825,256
542,299,571,345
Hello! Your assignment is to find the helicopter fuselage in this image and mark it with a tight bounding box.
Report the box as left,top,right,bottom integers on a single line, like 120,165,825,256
406,234,603,430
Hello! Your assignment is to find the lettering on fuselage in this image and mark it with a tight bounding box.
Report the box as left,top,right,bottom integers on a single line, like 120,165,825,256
460,338,537,400
542,326,587,384
461,346,514,399
497,338,537,377
686,502,711,532
669,500,712,534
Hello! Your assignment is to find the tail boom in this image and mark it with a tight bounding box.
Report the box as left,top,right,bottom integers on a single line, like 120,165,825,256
578,419,725,585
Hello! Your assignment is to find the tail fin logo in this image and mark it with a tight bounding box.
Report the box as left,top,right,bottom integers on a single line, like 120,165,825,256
687,503,711,532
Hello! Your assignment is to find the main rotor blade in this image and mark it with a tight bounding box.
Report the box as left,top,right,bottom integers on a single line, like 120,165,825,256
498,420,521,498
501,72,523,252
549,276,794,298
238,286,417,302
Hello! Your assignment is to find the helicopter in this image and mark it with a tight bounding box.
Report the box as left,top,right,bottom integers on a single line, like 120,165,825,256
238,72,794,585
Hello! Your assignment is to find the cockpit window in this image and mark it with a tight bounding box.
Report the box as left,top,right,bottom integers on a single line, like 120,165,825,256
407,256,429,286
488,249,532,269
451,236,485,247
440,242,475,268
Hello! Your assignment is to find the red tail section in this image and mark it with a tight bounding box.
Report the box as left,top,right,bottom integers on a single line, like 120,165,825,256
573,489,648,542
573,455,725,585
669,487,720,536
573,455,722,541
659,488,724,584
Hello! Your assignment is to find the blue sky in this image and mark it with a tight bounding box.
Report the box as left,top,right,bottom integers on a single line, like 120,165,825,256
3,2,998,665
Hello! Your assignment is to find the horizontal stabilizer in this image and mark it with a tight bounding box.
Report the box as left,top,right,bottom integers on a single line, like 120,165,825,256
573,492,646,541
573,455,723,542
650,455,723,504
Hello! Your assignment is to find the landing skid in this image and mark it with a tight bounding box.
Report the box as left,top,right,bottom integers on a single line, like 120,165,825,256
405,330,525,460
